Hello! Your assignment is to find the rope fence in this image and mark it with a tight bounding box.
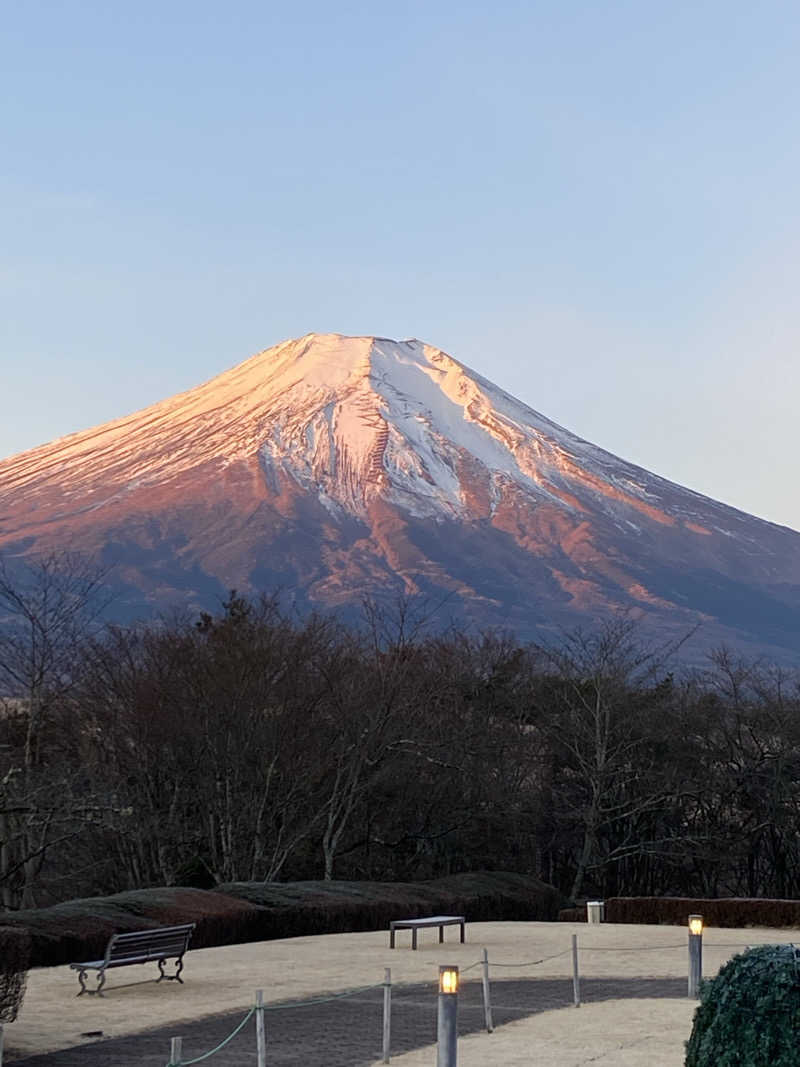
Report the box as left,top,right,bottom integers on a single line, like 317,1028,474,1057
489,948,574,968
159,930,768,1065
166,1007,255,1066
260,981,384,1011
580,943,685,952
164,983,388,1067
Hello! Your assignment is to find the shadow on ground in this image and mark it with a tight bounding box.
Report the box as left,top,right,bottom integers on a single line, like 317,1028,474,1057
9,976,689,1066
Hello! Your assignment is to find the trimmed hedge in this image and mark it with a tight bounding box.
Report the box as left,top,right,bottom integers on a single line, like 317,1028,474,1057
685,944,800,1065
219,871,562,940
2,871,562,968
605,897,800,928
0,927,30,1023
0,888,265,968
557,907,587,922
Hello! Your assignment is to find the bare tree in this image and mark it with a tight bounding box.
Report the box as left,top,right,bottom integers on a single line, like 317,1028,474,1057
0,551,110,907
534,622,682,901
312,602,435,880
189,597,334,884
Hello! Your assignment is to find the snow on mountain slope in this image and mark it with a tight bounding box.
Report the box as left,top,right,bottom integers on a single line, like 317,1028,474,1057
0,334,772,535
2,333,800,661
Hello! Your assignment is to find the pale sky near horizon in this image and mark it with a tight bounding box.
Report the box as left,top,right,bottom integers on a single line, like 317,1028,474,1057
3,1,800,530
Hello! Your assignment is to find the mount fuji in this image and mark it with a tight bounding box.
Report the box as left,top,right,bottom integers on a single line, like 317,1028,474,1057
2,333,800,662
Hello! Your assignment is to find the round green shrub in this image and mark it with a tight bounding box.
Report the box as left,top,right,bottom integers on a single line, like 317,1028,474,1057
685,943,800,1066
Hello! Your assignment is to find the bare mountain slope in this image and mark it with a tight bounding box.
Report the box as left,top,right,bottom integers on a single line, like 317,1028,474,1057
2,333,799,661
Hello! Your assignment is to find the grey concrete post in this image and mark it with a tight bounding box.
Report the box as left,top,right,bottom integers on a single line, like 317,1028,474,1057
383,967,391,1063
688,915,703,998
170,1036,183,1066
256,989,266,1067
572,934,581,1007
437,965,459,1067
481,948,493,1032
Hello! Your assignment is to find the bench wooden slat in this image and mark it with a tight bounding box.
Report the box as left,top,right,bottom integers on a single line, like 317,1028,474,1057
391,916,464,927
107,942,186,957
389,915,466,950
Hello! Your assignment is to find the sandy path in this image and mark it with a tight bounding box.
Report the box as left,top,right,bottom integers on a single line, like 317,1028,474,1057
369,998,699,1067
5,921,790,1061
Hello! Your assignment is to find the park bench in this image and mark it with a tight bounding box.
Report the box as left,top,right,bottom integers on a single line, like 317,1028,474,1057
69,923,196,996
389,915,466,950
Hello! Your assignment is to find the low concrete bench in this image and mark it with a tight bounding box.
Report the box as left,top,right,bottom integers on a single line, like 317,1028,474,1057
389,915,466,950
69,923,196,996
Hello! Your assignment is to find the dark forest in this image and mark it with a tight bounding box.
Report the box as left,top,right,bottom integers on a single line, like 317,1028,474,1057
2,554,799,912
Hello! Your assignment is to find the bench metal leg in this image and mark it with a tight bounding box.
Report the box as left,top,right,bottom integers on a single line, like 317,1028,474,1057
76,969,106,997
157,957,185,984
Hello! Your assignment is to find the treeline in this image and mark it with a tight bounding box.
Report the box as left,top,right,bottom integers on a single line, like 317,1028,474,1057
1,554,800,910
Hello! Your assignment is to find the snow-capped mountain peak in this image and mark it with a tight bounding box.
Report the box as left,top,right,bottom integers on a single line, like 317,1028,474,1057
2,333,800,663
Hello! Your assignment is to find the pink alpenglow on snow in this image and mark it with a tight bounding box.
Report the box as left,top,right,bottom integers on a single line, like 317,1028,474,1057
2,333,800,663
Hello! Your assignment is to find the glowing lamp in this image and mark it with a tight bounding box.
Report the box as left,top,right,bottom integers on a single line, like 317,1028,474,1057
688,914,704,998
439,966,459,995
437,964,460,1064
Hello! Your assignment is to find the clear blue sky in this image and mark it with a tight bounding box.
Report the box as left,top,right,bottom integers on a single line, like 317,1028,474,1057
3,1,800,530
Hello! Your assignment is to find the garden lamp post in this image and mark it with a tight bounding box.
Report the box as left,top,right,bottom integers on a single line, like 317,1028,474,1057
437,965,459,1066
688,914,703,998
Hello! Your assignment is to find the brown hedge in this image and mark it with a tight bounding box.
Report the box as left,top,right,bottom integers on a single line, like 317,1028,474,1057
218,870,563,940
0,888,265,968
605,897,800,928
2,871,562,968
557,906,587,922
0,926,30,1023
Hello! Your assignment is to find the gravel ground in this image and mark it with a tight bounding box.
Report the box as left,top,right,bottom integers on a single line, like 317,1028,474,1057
8,976,688,1066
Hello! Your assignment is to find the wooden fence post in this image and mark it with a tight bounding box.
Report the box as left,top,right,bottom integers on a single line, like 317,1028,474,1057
383,967,391,1063
481,948,494,1032
256,989,266,1067
572,934,581,1007
170,1035,182,1066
